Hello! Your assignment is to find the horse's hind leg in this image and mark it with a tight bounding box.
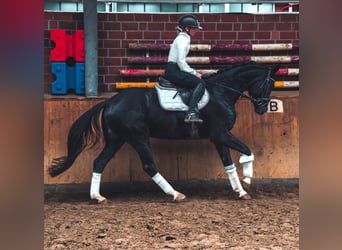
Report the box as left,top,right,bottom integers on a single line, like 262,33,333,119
128,137,186,201
90,140,124,203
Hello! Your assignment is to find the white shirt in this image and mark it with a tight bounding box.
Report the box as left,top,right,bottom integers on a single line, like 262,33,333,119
168,32,197,75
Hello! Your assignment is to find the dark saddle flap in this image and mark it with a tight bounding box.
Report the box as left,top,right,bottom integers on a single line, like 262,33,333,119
158,76,192,105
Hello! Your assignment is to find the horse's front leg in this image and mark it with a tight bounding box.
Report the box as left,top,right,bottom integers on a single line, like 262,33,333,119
218,129,255,187
239,153,254,186
214,143,251,199
212,129,255,185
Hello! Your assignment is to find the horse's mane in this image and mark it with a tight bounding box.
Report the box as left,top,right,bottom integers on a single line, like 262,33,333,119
217,61,258,75
203,61,259,83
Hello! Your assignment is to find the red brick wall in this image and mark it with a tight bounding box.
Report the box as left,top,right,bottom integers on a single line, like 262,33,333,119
44,12,299,94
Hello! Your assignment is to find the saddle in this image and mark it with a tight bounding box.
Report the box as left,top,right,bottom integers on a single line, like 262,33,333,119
155,77,210,111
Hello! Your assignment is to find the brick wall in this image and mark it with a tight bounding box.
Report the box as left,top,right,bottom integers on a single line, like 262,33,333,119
44,12,299,94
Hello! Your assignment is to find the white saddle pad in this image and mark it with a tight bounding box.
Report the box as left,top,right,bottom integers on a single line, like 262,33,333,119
155,84,210,111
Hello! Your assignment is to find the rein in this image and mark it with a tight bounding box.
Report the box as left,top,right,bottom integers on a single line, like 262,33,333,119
207,67,273,107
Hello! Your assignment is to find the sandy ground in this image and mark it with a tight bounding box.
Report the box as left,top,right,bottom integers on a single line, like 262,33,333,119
44,179,299,249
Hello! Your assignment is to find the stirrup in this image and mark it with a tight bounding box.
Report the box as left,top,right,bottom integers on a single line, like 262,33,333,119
184,112,203,123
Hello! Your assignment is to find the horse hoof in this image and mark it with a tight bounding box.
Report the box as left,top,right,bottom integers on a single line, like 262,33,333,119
90,196,107,204
241,181,250,191
239,193,252,200
173,191,186,201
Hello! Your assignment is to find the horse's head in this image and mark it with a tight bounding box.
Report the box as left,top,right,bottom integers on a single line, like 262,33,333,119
245,63,280,114
205,61,280,114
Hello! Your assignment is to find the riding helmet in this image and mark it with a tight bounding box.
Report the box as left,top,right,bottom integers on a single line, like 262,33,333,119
177,14,203,31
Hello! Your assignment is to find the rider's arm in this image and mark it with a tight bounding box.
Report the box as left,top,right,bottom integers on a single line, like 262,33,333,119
174,35,197,76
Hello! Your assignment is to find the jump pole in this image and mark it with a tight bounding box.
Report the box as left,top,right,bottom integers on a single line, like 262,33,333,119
128,43,299,51
128,56,299,64
120,68,299,77
115,81,299,89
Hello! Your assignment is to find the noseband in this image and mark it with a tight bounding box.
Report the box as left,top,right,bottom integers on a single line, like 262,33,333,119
210,67,274,107
250,67,274,107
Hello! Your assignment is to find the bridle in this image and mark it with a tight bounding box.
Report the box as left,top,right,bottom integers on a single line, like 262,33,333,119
209,67,274,107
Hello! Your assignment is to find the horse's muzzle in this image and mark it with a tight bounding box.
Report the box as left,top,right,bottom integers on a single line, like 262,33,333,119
252,97,269,114
253,97,270,107
255,105,268,115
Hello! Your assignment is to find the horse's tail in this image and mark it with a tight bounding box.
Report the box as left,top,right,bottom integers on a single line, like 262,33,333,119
48,100,107,177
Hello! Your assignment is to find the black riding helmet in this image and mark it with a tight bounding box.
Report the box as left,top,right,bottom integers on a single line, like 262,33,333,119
177,14,203,31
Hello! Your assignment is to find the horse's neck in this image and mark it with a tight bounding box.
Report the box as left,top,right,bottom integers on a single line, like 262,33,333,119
215,73,247,94
223,66,261,93
206,67,252,106
207,82,241,108
207,63,263,92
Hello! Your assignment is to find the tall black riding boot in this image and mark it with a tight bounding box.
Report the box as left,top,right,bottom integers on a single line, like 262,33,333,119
184,82,205,123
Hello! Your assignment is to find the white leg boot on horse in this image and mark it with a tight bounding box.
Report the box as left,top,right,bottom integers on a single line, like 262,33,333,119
224,164,251,200
90,172,107,204
239,153,254,190
152,173,186,201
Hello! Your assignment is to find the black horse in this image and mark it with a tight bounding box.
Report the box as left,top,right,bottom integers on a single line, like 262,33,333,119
49,61,279,203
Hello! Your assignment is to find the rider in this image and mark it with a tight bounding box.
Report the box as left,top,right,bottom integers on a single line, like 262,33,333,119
164,14,205,123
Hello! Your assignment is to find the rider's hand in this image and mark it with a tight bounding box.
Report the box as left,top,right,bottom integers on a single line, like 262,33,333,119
196,72,202,79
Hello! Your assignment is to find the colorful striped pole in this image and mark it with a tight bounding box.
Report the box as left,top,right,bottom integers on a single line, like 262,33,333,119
275,68,299,76
115,81,299,89
273,81,299,88
116,82,158,89
127,56,299,64
128,43,299,51
120,68,299,76
120,69,165,76
119,69,218,77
